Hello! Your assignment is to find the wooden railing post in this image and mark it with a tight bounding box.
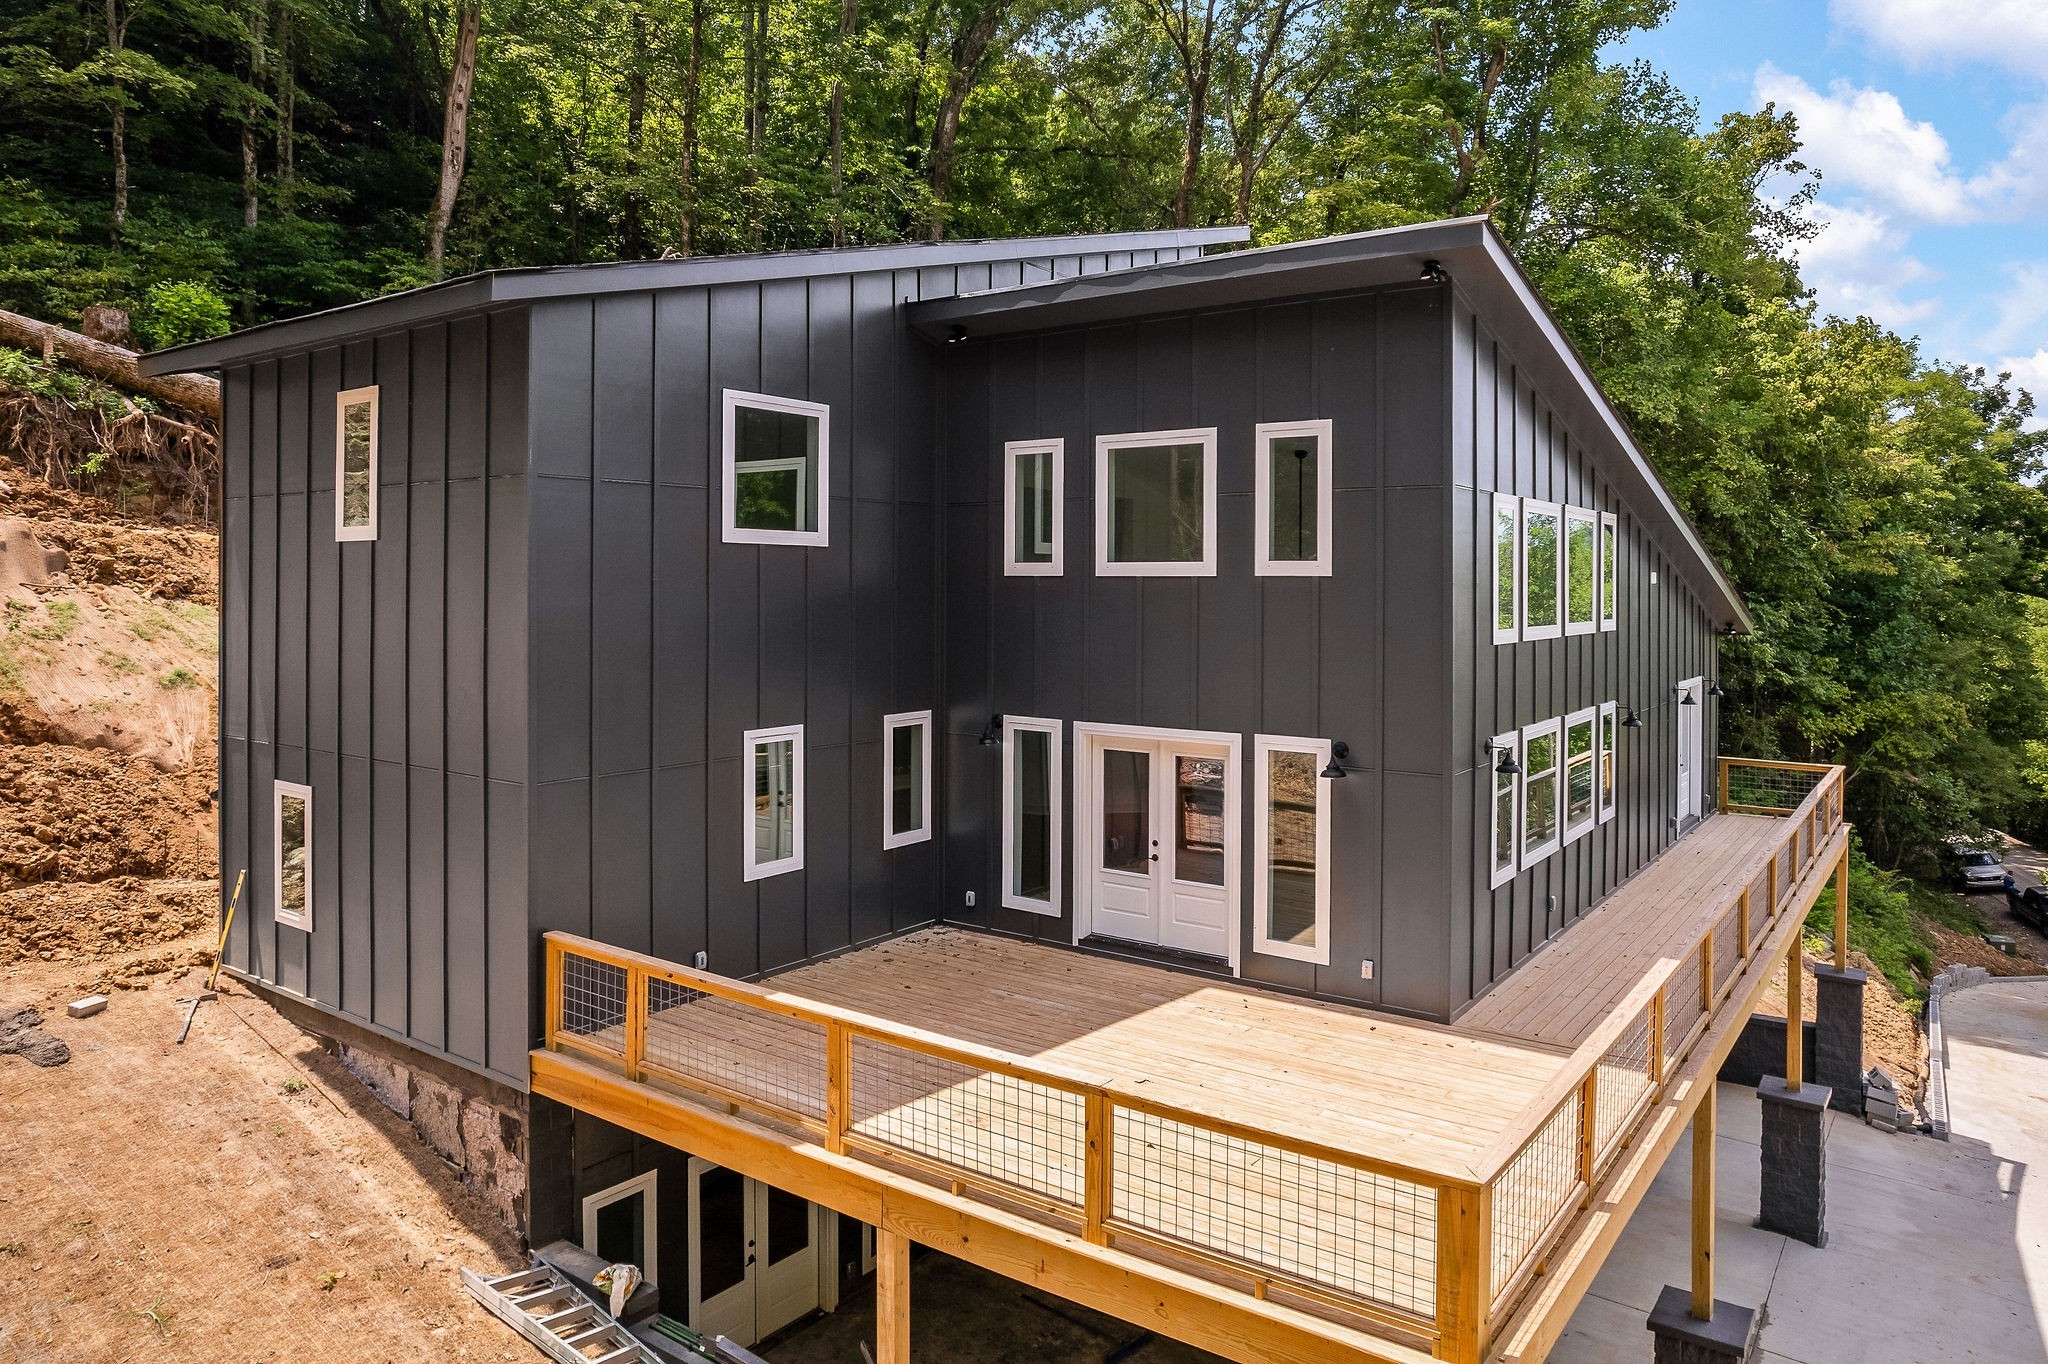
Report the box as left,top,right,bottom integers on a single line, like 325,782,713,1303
1737,887,1751,959
544,937,564,1050
1084,1092,1113,1246
622,966,648,1082
1766,857,1778,918
826,1020,852,1155
1834,843,1851,971
1717,758,1730,813
1649,988,1667,1086
1576,1072,1598,1201
1699,935,1714,1013
1433,1181,1491,1364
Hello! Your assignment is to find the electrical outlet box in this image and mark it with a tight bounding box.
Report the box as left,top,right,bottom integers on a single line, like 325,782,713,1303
1650,570,1658,584
694,951,708,969
964,890,977,908
1360,959,1374,980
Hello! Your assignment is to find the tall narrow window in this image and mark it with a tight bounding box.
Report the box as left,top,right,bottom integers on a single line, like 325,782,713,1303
1600,511,1619,630
582,1173,658,1287
335,387,378,541
1489,732,1519,888
743,725,805,880
1095,429,1217,576
723,391,830,546
1565,508,1597,634
1492,494,1520,643
1521,718,1561,862
1254,736,1331,962
1523,501,1561,639
1003,439,1063,575
1002,716,1062,914
1254,420,1333,576
1598,701,1618,823
274,780,314,931
882,710,933,848
1563,707,1597,841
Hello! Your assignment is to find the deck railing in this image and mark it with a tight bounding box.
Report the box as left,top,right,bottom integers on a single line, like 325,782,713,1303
1477,758,1846,1332
539,757,1846,1364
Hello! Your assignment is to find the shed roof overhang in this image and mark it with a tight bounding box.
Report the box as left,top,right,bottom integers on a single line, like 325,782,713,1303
909,215,1751,634
135,226,1248,376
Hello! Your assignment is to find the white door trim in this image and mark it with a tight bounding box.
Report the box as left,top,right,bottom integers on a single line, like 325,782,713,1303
1676,676,1705,822
582,1170,659,1286
1072,723,1242,973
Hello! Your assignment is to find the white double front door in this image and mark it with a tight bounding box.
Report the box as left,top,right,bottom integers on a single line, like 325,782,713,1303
687,1157,822,1347
1083,729,1235,960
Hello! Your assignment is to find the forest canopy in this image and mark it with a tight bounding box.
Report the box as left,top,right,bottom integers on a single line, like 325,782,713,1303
3,0,2045,869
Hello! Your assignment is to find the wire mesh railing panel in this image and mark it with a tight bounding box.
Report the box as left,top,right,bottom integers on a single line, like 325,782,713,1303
847,1037,1087,1208
1489,1096,1582,1304
559,951,627,1052
1746,869,1772,951
1592,1004,1654,1175
1111,1108,1439,1320
1710,902,1741,997
1664,952,1705,1062
1722,762,1825,812
643,976,829,1123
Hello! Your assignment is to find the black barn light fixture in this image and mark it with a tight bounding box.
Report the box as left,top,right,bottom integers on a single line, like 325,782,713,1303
1621,706,1644,729
1707,681,1725,698
979,714,1003,747
1483,737,1521,776
1320,741,1351,780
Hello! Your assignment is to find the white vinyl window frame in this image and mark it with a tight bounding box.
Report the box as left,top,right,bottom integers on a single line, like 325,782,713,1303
582,1171,659,1286
1094,427,1219,577
1001,715,1063,915
742,723,805,881
1598,701,1618,823
1520,499,1563,641
1491,493,1520,644
1562,706,1599,843
273,779,314,932
1488,732,1520,889
881,709,934,850
1003,438,1064,576
1600,511,1619,631
1564,507,1598,636
335,386,379,542
1251,735,1332,965
1520,717,1563,864
721,389,831,547
1253,420,1334,577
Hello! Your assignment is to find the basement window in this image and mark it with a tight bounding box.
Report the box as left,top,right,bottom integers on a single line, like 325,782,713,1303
335,387,378,541
1002,716,1062,915
743,725,804,881
1254,420,1333,576
1492,494,1520,643
1489,732,1519,888
1520,718,1561,863
1253,736,1331,963
1004,439,1063,575
1522,501,1561,640
1565,508,1597,635
723,391,829,546
274,780,314,932
1095,429,1217,576
882,710,933,849
582,1172,658,1286
1599,701,1618,823
1564,707,1597,842
1601,512,1619,630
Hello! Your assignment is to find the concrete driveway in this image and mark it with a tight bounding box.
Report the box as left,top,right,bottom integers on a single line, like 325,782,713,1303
1552,980,2048,1363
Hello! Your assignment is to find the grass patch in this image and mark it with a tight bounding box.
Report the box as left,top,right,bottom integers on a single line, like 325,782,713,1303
159,666,198,689
100,650,141,675
280,1077,308,1095
24,598,79,641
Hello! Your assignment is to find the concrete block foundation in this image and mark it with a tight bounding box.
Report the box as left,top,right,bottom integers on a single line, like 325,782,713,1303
1647,1285,1762,1363
1756,1076,1829,1247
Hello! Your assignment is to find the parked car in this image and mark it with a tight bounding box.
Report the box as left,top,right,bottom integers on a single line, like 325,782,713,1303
2004,875,2048,930
1949,844,2006,893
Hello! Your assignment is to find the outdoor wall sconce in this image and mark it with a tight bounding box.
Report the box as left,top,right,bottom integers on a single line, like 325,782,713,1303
1483,737,1521,776
1621,707,1644,729
1679,690,1698,706
1419,259,1449,283
1320,742,1351,780
979,714,1003,747
1707,681,1725,698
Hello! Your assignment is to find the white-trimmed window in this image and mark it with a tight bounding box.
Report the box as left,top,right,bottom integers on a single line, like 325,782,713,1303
1254,420,1333,576
1003,439,1063,575
882,710,933,849
1520,718,1562,862
1002,716,1062,914
1563,707,1598,841
1095,428,1217,576
1522,500,1562,639
1565,507,1597,635
743,724,804,881
722,390,829,546
582,1171,658,1286
1492,494,1520,643
1253,735,1331,963
274,779,314,931
1600,511,1619,630
335,386,378,541
1598,701,1618,822
1488,732,1520,888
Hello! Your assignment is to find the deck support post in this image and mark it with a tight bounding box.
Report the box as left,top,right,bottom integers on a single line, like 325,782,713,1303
1783,941,1802,1093
1832,845,1849,971
1690,1085,1715,1319
1648,1086,1763,1362
877,1224,911,1364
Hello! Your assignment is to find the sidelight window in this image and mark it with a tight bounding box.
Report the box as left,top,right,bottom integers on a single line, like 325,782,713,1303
743,725,804,881
1095,429,1217,576
1253,736,1331,963
1002,716,1062,914
882,711,933,848
335,387,378,541
274,780,314,931
1003,439,1063,575
723,391,829,545
1254,420,1333,576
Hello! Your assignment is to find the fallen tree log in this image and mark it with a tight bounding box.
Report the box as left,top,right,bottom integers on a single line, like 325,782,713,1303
0,308,222,420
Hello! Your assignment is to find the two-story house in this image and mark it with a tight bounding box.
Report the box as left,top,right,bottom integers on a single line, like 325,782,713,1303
143,218,1852,1364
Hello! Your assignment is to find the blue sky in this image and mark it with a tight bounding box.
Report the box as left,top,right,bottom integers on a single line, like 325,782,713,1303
1615,0,2048,420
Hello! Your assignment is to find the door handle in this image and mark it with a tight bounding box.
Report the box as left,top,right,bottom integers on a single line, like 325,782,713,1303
1149,853,1159,862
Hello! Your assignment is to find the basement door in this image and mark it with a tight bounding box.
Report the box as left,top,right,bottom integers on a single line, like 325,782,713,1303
1082,727,1237,961
687,1158,823,1346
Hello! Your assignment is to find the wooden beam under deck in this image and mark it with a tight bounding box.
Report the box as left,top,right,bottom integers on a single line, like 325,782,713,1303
530,1048,1442,1364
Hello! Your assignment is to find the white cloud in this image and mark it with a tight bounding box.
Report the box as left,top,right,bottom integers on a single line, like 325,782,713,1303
1998,350,2048,427
1988,263,2048,354
1787,197,1942,330
1832,0,2048,80
1754,65,1973,222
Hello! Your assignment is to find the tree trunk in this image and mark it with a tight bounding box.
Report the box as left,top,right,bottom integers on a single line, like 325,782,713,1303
829,0,856,247
104,0,128,244
622,9,646,259
924,0,1008,242
273,3,296,211
1173,67,1208,229
425,0,482,269
0,309,222,419
242,0,267,230
678,0,702,255
743,0,769,250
